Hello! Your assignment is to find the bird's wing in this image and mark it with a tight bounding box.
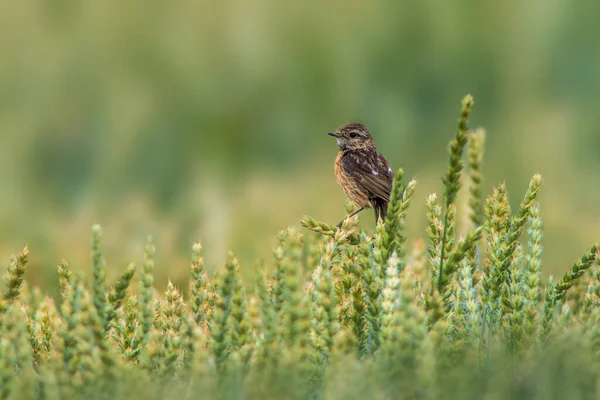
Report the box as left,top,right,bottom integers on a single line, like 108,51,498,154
341,150,394,202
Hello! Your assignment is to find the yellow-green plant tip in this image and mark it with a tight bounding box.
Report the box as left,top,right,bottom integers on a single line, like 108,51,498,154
2,245,29,304
541,244,600,341
311,247,339,369
379,170,415,271
230,258,253,365
462,93,474,109
137,238,155,348
91,224,108,330
438,227,483,309
209,252,240,372
494,174,543,321
521,201,543,345
108,264,135,331
437,95,475,298
302,215,360,245
190,241,207,325
467,128,486,228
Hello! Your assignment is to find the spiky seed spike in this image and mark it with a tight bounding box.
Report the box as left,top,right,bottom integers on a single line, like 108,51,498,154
437,95,474,294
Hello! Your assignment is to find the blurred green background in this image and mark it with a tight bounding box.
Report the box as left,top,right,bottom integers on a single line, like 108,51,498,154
1,1,599,294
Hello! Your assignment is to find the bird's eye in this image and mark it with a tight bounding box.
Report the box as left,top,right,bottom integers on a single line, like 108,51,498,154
349,132,358,138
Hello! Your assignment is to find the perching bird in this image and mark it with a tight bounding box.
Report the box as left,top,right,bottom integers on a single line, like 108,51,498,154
328,123,394,227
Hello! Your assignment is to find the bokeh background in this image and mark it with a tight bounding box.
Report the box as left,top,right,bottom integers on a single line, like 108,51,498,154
1,1,599,296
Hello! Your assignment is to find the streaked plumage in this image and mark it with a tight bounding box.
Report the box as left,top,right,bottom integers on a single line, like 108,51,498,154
329,123,393,224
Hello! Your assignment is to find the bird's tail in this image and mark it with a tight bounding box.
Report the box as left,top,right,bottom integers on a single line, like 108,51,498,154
373,199,388,225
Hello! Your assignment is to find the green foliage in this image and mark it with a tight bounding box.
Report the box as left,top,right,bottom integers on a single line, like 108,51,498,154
91,225,108,329
467,128,486,228
190,242,207,326
0,96,599,399
0,245,28,313
107,262,136,327
437,95,474,294
137,238,156,352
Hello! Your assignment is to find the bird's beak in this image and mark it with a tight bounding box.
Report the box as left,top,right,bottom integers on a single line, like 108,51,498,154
328,132,340,138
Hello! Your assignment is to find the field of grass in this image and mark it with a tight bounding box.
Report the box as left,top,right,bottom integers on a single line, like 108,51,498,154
0,96,598,399
2,1,600,292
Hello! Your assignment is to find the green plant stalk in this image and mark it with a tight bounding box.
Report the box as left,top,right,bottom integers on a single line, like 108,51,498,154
270,231,287,316
426,194,442,289
106,262,136,328
230,262,253,365
380,168,405,262
522,202,543,345
379,253,401,360
301,216,360,245
190,242,206,325
255,269,278,369
3,245,29,304
438,227,483,308
311,258,339,367
482,184,510,316
160,281,185,376
437,94,474,293
498,175,542,305
209,252,237,372
113,295,140,361
360,231,383,356
541,244,599,341
91,225,108,329
137,239,155,347
381,177,417,273
57,260,74,299
467,128,485,228
58,279,84,386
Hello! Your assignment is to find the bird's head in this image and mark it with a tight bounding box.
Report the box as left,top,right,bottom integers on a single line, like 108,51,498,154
328,123,374,151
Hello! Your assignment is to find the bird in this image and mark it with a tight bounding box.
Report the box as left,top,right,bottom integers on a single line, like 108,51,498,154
328,123,394,227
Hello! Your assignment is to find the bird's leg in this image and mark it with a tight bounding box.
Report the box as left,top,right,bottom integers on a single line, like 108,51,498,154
336,207,365,228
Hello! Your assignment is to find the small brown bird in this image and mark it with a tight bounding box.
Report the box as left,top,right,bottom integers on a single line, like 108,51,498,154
328,123,394,227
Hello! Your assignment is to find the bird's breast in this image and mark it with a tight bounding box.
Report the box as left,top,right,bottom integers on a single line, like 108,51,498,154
334,152,370,208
